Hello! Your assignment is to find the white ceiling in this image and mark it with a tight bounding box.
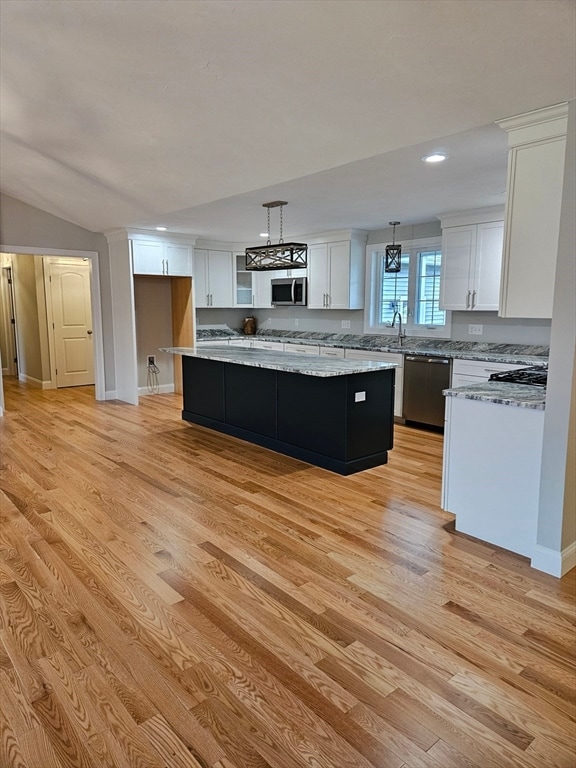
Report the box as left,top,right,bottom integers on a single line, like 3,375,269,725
1,0,574,243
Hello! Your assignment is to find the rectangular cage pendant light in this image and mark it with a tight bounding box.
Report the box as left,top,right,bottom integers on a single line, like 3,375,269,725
385,221,402,273
245,201,308,271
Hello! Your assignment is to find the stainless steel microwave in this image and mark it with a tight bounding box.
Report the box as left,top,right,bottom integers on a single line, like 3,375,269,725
271,277,307,306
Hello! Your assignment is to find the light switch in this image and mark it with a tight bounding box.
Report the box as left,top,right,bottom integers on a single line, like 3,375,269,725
355,391,366,402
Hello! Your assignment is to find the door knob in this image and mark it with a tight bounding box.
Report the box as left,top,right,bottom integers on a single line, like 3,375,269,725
87,330,93,335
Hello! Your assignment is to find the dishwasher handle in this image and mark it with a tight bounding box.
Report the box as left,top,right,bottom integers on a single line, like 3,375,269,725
405,356,451,364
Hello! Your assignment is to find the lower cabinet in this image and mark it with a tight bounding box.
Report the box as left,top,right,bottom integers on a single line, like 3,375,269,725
451,359,529,388
285,343,320,355
442,395,544,559
319,347,345,359
345,349,404,418
252,340,285,351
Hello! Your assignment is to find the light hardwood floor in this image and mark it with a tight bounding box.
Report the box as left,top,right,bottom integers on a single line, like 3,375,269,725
1,377,574,768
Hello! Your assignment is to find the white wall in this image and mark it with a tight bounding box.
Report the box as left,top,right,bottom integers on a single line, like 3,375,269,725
450,312,550,345
0,193,115,392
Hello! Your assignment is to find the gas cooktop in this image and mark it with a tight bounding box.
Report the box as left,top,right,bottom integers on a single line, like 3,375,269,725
488,366,548,387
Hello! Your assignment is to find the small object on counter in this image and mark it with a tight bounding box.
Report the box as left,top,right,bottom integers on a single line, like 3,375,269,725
242,316,257,335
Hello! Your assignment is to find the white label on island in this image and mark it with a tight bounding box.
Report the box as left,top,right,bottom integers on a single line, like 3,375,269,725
355,391,366,402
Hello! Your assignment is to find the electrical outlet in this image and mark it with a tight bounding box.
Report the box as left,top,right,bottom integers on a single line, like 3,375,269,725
341,320,351,329
147,355,156,367
468,324,483,336
295,318,299,327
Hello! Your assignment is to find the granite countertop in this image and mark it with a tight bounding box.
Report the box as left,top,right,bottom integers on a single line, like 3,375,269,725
443,382,546,410
195,326,549,366
161,346,397,378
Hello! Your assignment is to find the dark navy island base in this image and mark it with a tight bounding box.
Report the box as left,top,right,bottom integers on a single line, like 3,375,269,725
181,355,395,475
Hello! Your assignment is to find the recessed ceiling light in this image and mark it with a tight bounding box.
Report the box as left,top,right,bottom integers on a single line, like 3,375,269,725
259,232,269,238
155,226,168,231
422,153,447,163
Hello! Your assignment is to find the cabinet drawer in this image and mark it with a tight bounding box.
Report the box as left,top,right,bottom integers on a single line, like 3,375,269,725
252,341,285,351
229,339,253,348
287,344,320,355
452,359,527,377
196,340,229,347
319,347,345,358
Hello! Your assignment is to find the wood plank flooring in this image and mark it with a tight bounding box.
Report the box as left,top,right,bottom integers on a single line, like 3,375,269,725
1,376,574,768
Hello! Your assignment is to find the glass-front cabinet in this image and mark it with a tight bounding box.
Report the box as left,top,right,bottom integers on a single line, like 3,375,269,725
234,252,253,306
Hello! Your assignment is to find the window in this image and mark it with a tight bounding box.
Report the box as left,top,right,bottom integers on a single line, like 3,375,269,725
365,237,450,338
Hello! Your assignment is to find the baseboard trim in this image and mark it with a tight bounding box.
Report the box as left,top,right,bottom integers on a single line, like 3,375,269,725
531,541,576,578
18,373,51,389
138,384,175,396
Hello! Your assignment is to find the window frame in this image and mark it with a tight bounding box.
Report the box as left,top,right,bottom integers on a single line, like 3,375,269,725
364,236,451,338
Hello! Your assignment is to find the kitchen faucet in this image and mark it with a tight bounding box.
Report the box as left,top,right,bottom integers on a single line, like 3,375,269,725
390,310,406,346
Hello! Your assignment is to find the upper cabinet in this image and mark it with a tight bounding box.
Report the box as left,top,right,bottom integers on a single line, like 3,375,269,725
132,240,193,276
233,251,254,307
439,208,504,312
193,249,234,307
307,235,366,310
496,103,568,318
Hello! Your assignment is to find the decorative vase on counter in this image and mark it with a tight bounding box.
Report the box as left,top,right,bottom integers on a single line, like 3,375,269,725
242,316,257,335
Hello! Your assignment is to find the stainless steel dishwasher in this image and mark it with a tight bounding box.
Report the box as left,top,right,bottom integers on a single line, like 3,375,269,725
402,355,452,428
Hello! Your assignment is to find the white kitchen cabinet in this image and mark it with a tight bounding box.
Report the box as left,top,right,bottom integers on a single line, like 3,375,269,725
233,252,254,307
132,240,193,276
439,209,504,312
496,103,568,318
319,346,345,359
308,239,365,310
252,340,285,351
286,344,320,355
193,249,234,307
345,349,404,418
196,339,229,347
451,358,531,388
442,395,544,559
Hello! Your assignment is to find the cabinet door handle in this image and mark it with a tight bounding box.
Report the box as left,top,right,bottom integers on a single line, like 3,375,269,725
471,290,476,309
206,294,210,305
165,259,169,275
465,290,471,309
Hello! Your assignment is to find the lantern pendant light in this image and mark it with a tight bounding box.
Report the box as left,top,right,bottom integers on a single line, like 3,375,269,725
385,221,402,273
245,201,308,271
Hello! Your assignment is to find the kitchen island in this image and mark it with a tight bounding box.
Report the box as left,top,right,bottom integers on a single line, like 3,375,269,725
162,346,397,474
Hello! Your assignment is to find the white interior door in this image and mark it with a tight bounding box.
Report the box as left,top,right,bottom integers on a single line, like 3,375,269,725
49,261,95,387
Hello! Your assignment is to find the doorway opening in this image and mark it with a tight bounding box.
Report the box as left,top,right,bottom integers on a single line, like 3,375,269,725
0,263,19,377
0,247,105,410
